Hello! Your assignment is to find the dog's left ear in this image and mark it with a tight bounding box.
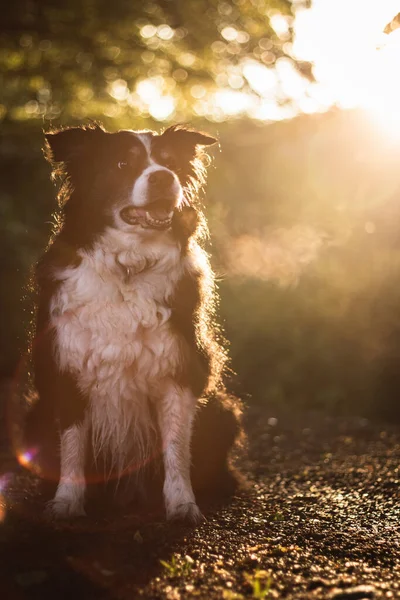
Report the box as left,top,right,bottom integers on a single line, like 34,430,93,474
162,126,218,150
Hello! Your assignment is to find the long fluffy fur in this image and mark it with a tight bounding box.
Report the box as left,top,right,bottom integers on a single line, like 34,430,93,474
23,123,241,521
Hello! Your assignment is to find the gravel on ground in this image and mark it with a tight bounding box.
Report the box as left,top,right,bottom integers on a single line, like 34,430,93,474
0,405,399,599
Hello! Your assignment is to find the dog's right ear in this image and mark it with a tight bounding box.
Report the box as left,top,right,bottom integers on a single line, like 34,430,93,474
44,124,105,165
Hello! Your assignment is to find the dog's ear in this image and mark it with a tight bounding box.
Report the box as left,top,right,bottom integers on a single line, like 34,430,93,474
162,125,218,151
44,124,105,165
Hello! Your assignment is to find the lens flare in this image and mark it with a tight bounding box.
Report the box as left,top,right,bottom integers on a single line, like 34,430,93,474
17,448,41,475
18,450,34,467
0,474,12,523
0,474,11,493
0,500,5,522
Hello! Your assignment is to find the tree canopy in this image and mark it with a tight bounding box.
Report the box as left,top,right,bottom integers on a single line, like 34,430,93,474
1,0,311,128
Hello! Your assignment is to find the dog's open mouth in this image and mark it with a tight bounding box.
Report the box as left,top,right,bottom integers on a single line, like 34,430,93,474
120,207,174,230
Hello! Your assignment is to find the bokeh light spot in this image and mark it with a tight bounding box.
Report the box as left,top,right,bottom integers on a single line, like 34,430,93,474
270,14,291,40
178,53,196,67
191,85,206,99
140,24,157,39
109,79,129,101
136,79,161,103
149,96,175,121
157,25,174,40
243,60,276,96
221,26,238,42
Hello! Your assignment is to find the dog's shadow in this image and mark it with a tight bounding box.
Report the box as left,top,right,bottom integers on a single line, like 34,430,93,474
0,471,232,599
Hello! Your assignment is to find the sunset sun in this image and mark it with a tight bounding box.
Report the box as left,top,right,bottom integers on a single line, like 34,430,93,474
294,0,400,135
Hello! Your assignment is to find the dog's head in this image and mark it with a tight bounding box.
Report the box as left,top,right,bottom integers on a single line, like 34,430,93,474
44,124,217,242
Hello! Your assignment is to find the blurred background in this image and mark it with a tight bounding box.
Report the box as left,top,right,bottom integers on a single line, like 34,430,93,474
2,0,400,419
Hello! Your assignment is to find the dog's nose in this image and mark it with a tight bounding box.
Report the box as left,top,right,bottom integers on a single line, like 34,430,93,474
148,170,174,190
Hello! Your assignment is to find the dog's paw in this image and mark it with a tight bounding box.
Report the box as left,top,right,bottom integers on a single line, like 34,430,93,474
45,498,86,520
167,502,205,525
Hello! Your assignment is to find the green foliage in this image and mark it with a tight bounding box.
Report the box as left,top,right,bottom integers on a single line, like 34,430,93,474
244,570,272,599
223,570,272,599
160,554,194,578
0,0,309,128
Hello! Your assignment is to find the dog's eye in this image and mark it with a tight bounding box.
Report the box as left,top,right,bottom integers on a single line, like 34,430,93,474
159,151,177,170
118,161,128,169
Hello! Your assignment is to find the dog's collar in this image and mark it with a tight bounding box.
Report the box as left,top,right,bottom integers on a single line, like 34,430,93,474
120,263,131,282
115,256,158,281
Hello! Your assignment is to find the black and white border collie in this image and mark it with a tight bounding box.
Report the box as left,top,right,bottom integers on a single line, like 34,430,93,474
24,124,240,523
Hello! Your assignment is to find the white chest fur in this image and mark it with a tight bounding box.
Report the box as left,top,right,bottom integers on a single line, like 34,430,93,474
49,229,194,469
50,229,186,399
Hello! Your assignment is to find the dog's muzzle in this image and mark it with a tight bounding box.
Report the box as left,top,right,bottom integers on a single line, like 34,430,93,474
121,170,179,230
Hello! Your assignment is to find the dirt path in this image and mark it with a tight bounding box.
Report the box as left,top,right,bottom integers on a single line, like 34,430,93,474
1,406,399,599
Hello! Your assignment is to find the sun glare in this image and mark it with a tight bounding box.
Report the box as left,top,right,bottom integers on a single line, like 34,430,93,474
293,0,400,135
366,29,400,138
111,2,400,125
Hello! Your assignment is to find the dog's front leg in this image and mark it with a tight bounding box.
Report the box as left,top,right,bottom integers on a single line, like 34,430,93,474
46,419,88,519
158,383,203,524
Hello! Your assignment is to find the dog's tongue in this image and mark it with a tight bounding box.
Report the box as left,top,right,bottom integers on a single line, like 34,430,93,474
148,209,171,220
